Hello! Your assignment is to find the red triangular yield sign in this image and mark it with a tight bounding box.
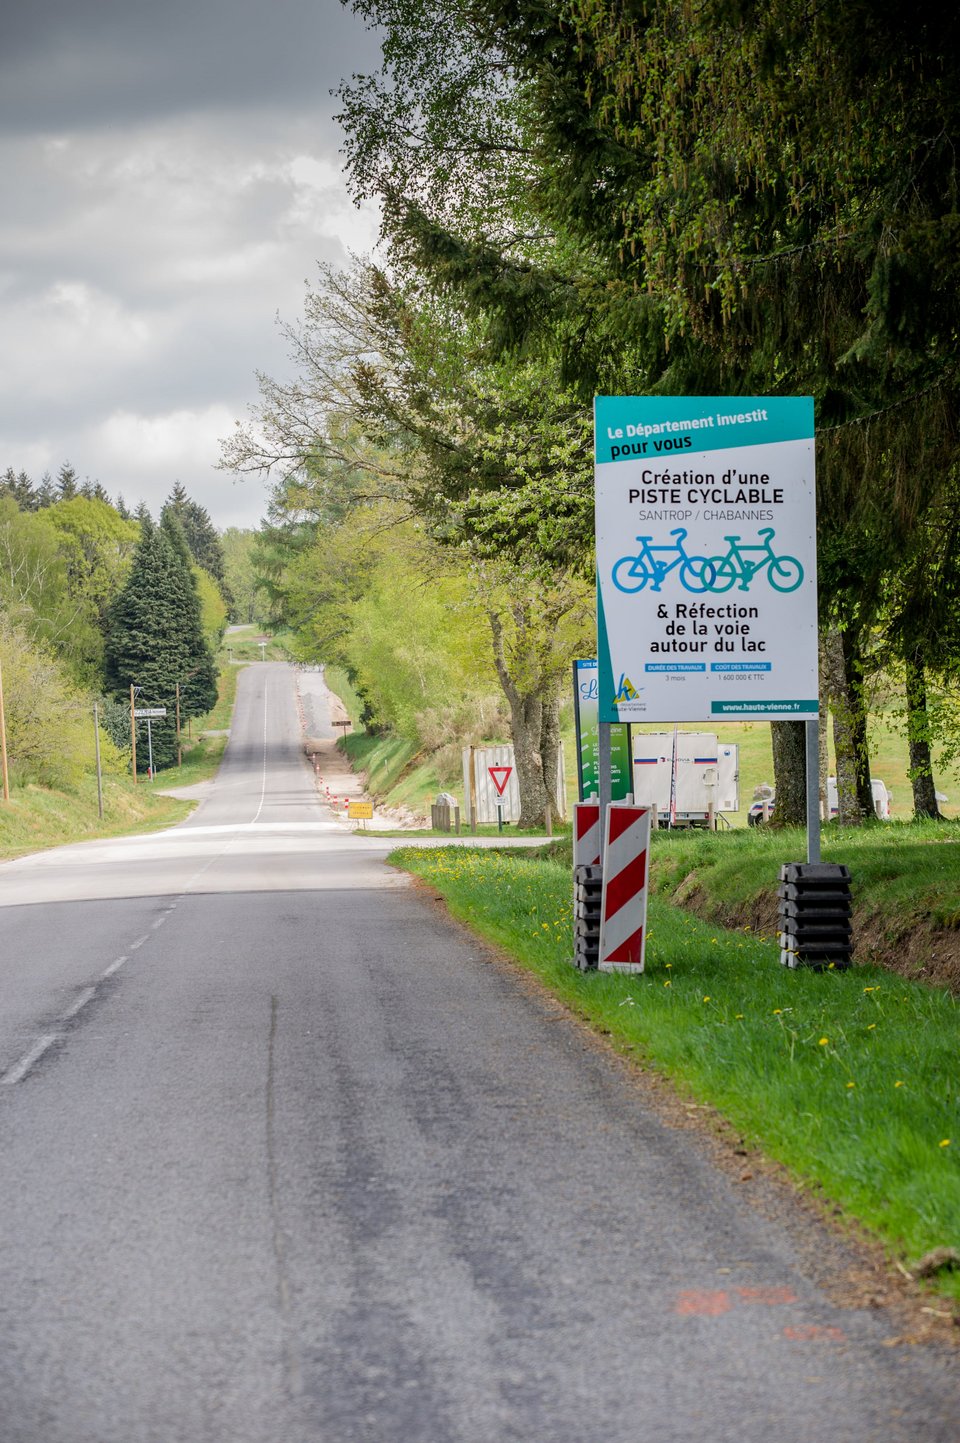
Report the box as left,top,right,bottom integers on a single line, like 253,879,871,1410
488,765,513,796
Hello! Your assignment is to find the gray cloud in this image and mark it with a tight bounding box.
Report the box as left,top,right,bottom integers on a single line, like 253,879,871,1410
0,0,381,130
0,0,384,529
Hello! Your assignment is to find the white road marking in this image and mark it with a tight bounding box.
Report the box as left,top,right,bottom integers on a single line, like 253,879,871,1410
129,934,149,950
151,916,167,929
253,682,269,824
1,1033,59,1086
62,987,96,1021
101,956,128,978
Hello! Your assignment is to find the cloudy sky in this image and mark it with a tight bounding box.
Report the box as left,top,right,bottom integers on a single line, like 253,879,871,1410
0,0,383,529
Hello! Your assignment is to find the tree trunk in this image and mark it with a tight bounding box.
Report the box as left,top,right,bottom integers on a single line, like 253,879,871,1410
770,721,807,825
904,651,942,820
823,625,872,823
538,688,562,818
511,691,549,828
488,610,550,828
846,634,875,819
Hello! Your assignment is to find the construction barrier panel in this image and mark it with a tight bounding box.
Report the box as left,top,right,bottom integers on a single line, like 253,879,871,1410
598,803,651,974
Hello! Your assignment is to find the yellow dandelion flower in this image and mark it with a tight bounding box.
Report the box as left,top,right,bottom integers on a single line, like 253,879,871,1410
846,1081,855,1089
773,1008,783,1015
664,980,672,988
940,1139,951,1148
819,1037,829,1047
867,1023,876,1030
735,1013,744,1019
703,996,711,1002
894,1081,904,1088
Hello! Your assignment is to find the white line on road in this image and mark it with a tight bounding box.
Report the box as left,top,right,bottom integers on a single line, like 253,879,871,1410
1,1033,60,1086
253,682,269,824
62,987,97,1021
129,934,149,950
101,956,128,978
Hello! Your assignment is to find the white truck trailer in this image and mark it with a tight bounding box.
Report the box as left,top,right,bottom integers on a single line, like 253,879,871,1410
631,732,739,827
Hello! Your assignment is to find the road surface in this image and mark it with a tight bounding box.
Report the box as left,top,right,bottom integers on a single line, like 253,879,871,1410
0,663,956,1442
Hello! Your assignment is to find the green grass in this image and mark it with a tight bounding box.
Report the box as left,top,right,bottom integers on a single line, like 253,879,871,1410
0,643,246,859
390,843,960,1296
0,773,193,861
322,664,365,728
141,735,229,794
641,821,960,947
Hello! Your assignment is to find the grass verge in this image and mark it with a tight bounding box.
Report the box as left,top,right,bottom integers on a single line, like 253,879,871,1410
0,774,193,862
640,822,960,990
390,843,960,1300
1,652,243,861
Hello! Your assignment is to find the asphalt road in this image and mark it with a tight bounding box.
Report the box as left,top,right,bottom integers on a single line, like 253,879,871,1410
0,664,956,1442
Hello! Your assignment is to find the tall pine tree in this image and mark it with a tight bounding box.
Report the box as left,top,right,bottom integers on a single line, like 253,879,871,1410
104,516,218,770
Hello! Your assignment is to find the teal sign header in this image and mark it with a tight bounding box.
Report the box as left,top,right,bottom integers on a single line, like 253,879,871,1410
594,396,813,465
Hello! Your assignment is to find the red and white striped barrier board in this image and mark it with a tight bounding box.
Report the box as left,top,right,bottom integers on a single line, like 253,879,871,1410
573,802,601,868
598,803,651,973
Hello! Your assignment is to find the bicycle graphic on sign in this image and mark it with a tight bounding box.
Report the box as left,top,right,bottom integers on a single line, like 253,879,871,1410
612,527,803,595
702,528,803,593
611,528,711,594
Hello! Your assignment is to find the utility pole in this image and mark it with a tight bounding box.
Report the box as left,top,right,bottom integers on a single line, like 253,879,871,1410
129,683,138,783
0,657,9,803
93,702,104,819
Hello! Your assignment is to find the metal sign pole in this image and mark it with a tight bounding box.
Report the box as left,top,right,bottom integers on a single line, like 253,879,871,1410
129,683,137,783
598,721,612,859
805,718,821,864
93,702,104,819
0,657,9,802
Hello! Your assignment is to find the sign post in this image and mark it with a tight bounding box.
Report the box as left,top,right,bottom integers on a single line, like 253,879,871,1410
594,394,818,849
130,684,137,783
0,657,9,803
93,702,104,819
488,764,512,833
133,708,167,782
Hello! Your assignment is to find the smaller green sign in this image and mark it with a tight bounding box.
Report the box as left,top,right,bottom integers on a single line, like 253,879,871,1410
573,660,632,801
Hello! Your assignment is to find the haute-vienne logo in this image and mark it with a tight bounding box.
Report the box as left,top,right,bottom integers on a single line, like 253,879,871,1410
613,673,641,703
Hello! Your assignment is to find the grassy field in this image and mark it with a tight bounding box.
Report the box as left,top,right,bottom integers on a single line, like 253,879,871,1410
390,842,960,1301
222,625,292,665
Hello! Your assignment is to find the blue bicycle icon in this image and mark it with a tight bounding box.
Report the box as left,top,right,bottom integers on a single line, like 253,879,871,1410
704,528,803,593
611,528,711,594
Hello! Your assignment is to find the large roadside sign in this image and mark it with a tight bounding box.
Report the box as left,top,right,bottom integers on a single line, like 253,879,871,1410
594,396,818,724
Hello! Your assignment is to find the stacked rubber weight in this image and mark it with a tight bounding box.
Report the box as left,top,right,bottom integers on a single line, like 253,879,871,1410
574,865,603,970
778,862,853,969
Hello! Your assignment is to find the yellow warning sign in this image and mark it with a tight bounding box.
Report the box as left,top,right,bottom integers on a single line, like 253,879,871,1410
348,800,374,820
